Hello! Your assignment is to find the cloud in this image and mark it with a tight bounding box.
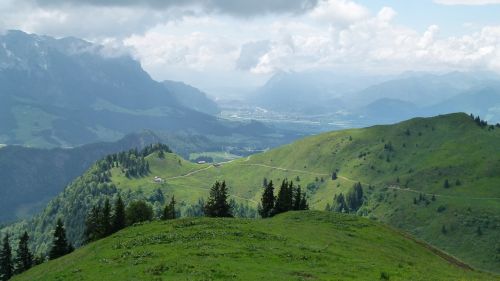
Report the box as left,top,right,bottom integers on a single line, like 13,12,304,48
32,0,319,16
236,40,271,71
434,0,500,5
309,0,370,25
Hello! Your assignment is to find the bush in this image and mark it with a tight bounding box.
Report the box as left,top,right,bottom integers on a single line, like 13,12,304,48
126,200,153,225
437,205,446,213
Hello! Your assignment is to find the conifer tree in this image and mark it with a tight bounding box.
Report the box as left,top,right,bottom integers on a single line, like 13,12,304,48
205,181,232,217
49,219,73,260
101,199,112,236
161,196,177,220
84,205,102,243
259,180,275,218
0,234,13,281
299,192,309,210
332,193,348,213
443,179,450,188
14,231,32,274
274,180,290,215
112,195,126,232
293,186,302,210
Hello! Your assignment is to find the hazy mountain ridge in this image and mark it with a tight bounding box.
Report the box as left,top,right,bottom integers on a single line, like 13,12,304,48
247,70,500,124
162,80,220,115
0,30,273,148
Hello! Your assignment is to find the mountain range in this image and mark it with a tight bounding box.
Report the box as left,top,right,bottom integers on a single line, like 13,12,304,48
2,113,499,274
0,30,273,148
248,70,500,125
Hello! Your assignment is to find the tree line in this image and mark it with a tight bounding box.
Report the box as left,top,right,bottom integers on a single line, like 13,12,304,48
259,179,309,218
1,177,308,279
84,194,178,243
325,182,364,213
0,218,73,280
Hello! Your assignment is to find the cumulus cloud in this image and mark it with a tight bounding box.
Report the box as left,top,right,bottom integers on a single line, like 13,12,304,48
434,0,500,5
2,0,500,92
309,0,370,25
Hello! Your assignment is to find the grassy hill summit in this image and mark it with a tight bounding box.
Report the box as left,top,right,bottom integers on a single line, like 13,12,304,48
12,211,498,281
3,112,500,275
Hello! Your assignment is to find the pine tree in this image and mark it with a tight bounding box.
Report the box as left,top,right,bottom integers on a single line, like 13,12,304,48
443,179,450,188
346,182,364,212
0,234,13,281
14,231,32,274
293,187,302,210
274,180,290,215
101,199,112,236
262,177,268,188
259,180,275,218
332,193,348,213
112,195,126,232
161,196,177,220
299,193,309,210
49,219,73,260
84,205,102,242
205,181,232,217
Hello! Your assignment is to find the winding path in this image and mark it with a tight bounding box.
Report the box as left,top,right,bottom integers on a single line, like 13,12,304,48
164,157,500,203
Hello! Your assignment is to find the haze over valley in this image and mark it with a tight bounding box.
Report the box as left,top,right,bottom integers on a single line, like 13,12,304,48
0,1,500,280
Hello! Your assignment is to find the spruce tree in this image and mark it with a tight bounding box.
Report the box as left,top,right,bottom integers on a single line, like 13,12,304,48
84,205,102,243
332,193,348,213
443,179,450,188
293,186,302,210
49,219,73,260
161,196,177,220
14,231,32,274
112,195,126,232
259,180,275,218
205,181,232,217
101,199,112,236
299,192,309,210
0,234,13,281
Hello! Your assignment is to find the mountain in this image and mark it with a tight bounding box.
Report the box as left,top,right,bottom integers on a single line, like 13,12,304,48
247,71,386,114
425,84,500,122
0,30,270,148
246,70,500,127
12,212,498,281
162,80,220,115
346,71,500,108
355,98,420,124
2,113,499,273
0,131,162,223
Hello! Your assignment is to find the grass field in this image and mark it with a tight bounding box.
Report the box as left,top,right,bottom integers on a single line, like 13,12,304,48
6,113,499,275
13,211,498,281
104,113,500,273
189,151,241,163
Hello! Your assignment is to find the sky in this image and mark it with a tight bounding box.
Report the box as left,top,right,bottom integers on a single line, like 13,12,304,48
1,0,500,97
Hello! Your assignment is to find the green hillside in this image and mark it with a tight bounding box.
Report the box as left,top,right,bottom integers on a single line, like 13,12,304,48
106,113,500,272
13,211,498,281
3,113,499,274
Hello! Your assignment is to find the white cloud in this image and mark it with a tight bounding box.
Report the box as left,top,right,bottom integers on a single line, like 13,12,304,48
435,0,500,5
309,0,370,25
3,0,500,94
